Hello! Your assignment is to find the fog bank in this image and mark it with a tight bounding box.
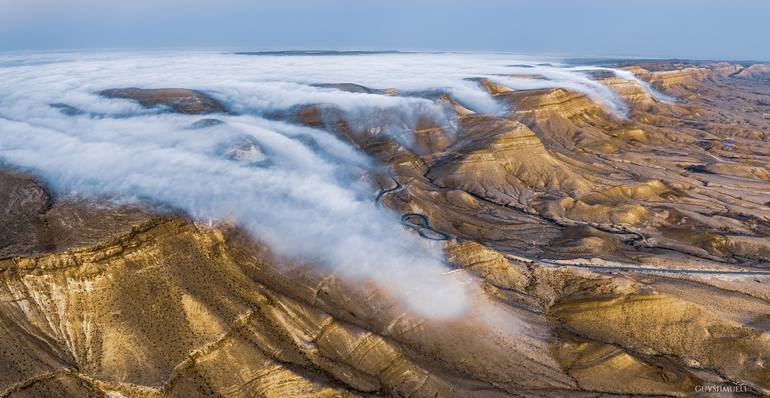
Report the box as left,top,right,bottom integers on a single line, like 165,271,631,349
0,51,657,316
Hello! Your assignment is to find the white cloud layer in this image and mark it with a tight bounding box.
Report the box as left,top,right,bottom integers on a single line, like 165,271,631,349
0,51,660,317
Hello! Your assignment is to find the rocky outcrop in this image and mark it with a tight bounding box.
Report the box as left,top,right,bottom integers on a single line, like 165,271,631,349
0,171,51,257
736,64,770,80
100,88,229,114
0,170,153,259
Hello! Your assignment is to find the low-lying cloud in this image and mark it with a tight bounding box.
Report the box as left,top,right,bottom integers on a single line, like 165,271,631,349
0,51,662,317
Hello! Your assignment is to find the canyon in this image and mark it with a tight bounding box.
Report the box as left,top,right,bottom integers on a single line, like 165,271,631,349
1,54,770,397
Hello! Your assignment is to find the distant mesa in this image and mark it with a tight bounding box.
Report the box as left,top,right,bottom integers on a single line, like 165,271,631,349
507,73,549,80
99,88,229,115
581,69,616,79
234,50,408,56
312,83,380,94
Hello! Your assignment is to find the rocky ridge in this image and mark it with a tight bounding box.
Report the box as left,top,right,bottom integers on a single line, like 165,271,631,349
2,61,770,397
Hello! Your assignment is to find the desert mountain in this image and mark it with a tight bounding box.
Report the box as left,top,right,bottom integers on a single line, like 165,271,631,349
1,56,770,397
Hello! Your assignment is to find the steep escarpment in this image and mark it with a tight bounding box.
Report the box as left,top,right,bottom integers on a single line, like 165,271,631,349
0,171,51,257
0,170,153,258
1,208,574,397
4,205,770,397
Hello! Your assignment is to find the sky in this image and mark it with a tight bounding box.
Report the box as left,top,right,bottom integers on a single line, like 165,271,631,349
1,0,769,60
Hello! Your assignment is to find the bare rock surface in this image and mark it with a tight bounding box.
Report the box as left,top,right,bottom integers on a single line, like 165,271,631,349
0,170,154,259
0,171,51,257
99,88,229,114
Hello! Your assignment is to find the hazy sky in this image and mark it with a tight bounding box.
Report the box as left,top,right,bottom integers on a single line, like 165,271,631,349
1,0,769,60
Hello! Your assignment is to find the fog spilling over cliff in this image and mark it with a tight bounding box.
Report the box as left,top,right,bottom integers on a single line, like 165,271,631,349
3,52,770,396
0,51,656,316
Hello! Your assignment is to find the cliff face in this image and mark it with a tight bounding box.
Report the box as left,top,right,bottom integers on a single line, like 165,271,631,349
3,60,770,397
